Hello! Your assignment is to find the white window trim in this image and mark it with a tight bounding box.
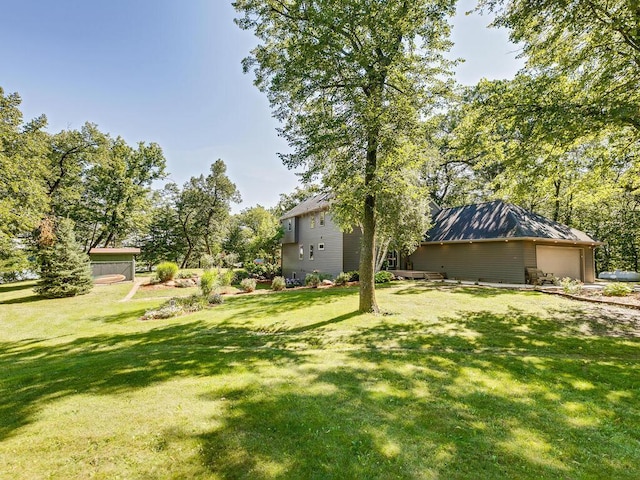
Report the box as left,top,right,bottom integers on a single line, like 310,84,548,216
299,244,304,260
318,242,325,251
309,244,314,260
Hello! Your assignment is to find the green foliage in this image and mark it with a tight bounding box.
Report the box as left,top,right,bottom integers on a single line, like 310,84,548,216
156,262,179,283
0,87,48,269
34,218,93,298
271,276,286,291
559,277,584,295
142,295,207,320
219,269,235,287
346,271,360,282
208,292,224,304
602,283,633,297
305,273,321,288
232,269,250,283
335,272,351,286
200,270,219,297
374,271,395,284
240,278,257,293
244,262,281,279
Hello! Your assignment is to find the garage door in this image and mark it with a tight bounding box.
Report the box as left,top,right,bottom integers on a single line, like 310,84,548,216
536,246,582,280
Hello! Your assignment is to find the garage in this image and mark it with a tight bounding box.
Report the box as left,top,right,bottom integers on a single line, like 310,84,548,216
536,245,582,281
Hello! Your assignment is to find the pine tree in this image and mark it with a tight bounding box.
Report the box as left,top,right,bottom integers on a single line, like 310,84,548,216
35,217,93,298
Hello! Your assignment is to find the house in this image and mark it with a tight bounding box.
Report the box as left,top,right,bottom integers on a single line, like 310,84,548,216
88,247,141,281
408,201,601,284
281,195,601,284
280,193,361,280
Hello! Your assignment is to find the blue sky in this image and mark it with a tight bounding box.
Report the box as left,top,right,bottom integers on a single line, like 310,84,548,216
1,0,523,211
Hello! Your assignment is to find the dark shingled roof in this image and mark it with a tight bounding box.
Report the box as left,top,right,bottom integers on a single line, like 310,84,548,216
426,200,597,243
280,193,331,220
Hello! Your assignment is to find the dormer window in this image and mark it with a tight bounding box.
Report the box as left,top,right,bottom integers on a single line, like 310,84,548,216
310,214,316,229
287,219,292,231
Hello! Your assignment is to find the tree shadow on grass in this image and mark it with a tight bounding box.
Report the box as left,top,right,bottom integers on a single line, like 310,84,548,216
221,285,359,320
392,283,531,298
0,294,46,305
0,321,308,441
0,282,34,294
191,307,640,479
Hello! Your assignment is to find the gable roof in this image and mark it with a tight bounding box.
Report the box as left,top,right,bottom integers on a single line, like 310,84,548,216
280,193,331,220
426,200,598,243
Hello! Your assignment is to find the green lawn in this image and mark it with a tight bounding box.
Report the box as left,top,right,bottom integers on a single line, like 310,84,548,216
0,281,638,479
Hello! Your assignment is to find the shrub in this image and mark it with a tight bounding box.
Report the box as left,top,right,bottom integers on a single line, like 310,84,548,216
200,270,219,297
346,271,359,282
286,278,302,288
220,269,235,286
602,282,633,297
305,273,321,288
240,278,257,292
374,271,395,283
271,276,286,291
156,262,179,282
244,262,282,279
233,269,250,283
142,295,206,320
335,272,350,286
208,293,224,304
560,277,583,295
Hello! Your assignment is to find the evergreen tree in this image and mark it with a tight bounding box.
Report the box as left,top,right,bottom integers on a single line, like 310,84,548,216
35,217,93,298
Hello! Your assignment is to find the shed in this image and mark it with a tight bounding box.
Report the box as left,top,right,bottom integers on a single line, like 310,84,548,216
88,248,141,281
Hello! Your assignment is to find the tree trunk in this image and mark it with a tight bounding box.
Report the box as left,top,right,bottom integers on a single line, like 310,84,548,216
359,128,380,313
359,193,378,313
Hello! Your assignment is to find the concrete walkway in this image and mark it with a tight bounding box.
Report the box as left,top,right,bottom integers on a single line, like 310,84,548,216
120,278,145,302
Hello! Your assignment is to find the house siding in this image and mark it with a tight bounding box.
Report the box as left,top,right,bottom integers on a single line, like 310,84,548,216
410,241,527,283
281,217,298,244
342,227,362,272
281,211,344,279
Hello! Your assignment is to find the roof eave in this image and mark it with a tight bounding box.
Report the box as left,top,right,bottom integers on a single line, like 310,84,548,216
422,237,604,246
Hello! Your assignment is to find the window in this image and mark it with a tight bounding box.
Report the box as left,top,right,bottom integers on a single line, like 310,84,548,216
386,250,398,269
299,245,304,260
318,242,325,251
319,211,325,226
310,214,316,229
292,272,297,280
309,244,314,260
287,219,292,231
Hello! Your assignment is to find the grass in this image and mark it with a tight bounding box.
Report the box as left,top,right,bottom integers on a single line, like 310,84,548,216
0,281,639,479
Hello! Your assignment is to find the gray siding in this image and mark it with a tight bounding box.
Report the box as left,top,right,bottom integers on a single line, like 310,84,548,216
410,241,527,284
342,227,362,272
281,211,344,279
281,217,298,244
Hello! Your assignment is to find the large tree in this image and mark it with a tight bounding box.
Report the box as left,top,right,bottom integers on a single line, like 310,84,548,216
0,87,48,272
234,0,456,312
479,0,640,134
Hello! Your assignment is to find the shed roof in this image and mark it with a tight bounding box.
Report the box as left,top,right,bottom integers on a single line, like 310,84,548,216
89,248,141,255
426,200,597,243
280,193,331,220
